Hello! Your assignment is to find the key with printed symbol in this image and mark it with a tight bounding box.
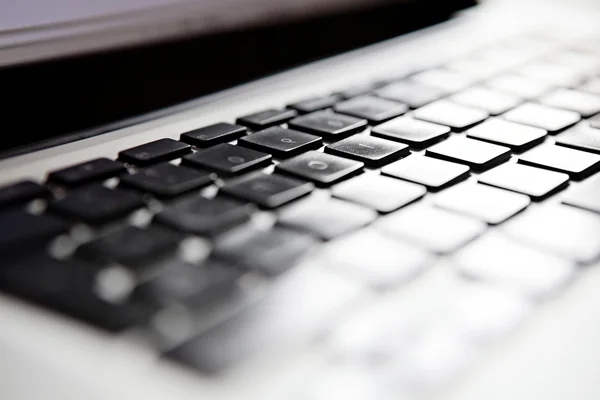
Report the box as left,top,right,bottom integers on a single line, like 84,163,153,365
237,127,322,158
182,144,271,175
276,151,363,186
288,111,367,140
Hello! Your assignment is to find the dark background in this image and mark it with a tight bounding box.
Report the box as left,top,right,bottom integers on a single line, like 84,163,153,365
0,0,474,158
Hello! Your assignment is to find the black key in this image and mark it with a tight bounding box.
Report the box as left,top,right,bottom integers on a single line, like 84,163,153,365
324,135,409,167
278,196,377,240
371,117,450,149
450,87,522,116
375,81,445,108
180,123,247,148
0,211,68,255
0,180,49,209
155,195,252,237
79,225,182,268
518,145,600,180
48,158,126,186
221,173,314,208
50,185,144,224
287,111,367,140
540,89,600,117
504,103,580,133
382,155,470,191
182,144,271,175
288,95,341,113
276,151,363,186
478,163,569,200
236,109,298,130
214,226,318,275
333,95,408,124
563,172,600,214
120,163,214,198
332,174,426,213
237,127,322,158
556,125,600,154
426,137,511,171
466,119,547,152
413,100,489,131
119,139,191,166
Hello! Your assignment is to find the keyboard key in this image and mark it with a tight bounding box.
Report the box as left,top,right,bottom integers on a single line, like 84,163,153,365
79,225,182,268
332,174,426,213
478,163,568,200
503,103,580,133
48,158,126,186
563,172,600,214
335,83,375,99
426,137,510,171
0,211,68,255
118,139,191,166
120,163,214,197
579,77,600,95
548,50,600,75
540,89,600,117
182,144,271,175
486,74,554,99
516,62,584,87
375,81,445,108
556,125,600,154
413,100,488,131
382,155,469,191
333,95,408,124
518,145,600,180
410,69,476,93
50,186,144,224
371,117,450,149
276,151,363,186
214,226,318,275
324,135,410,167
0,180,49,209
454,233,576,298
503,204,600,263
321,229,430,289
236,109,298,130
237,127,322,158
288,111,367,140
279,196,377,240
378,204,484,254
155,195,251,237
591,115,600,129
434,183,530,225
180,123,247,148
466,119,547,152
450,87,522,116
288,95,341,113
221,173,314,208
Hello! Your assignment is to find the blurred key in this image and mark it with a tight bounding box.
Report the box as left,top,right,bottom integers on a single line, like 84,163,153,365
236,109,298,130
466,119,546,152
517,62,584,87
486,74,554,99
325,135,409,167
119,139,191,166
371,117,450,149
182,144,271,175
503,204,600,263
289,95,342,113
548,50,600,75
556,125,600,154
332,174,426,213
334,96,408,124
580,77,600,95
382,155,469,191
279,196,377,240
434,182,530,225
180,123,247,148
120,163,214,197
413,100,488,131
375,81,445,108
518,145,600,180
540,89,600,117
221,173,314,208
0,211,68,255
426,137,510,171
504,103,580,133
237,127,321,158
48,158,126,187
410,69,475,93
478,163,568,200
377,204,485,254
288,111,367,140
450,87,522,116
0,180,49,209
591,115,600,129
276,151,363,186
563,173,600,214
455,232,576,298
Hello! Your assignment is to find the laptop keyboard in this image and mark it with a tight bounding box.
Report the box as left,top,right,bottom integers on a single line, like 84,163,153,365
3,34,600,393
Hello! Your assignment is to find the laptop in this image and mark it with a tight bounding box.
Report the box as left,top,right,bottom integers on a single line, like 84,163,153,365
1,0,600,399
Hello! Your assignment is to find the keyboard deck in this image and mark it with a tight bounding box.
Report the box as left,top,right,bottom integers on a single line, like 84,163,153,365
2,34,600,396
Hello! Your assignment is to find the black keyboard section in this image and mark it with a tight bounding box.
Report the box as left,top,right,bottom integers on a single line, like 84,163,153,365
288,95,341,113
237,127,322,158
180,123,247,148
325,135,410,167
236,109,298,130
221,173,314,208
0,211,68,256
0,180,49,209
333,95,408,123
182,144,272,175
119,139,191,166
120,163,214,198
48,158,126,187
288,111,367,140
276,151,363,186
